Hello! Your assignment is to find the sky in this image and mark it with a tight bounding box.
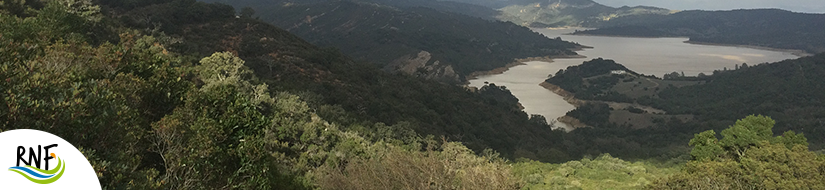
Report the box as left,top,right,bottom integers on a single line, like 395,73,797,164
595,0,825,13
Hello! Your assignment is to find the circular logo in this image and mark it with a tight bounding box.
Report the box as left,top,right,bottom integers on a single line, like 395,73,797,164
0,129,101,189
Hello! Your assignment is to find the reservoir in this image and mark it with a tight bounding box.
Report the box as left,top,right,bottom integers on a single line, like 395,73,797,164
468,28,801,131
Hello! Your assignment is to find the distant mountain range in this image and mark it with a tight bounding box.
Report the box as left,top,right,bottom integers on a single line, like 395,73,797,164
444,0,673,27
575,9,825,54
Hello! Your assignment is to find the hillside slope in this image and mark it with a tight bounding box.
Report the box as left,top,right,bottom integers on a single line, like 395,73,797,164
103,0,572,161
203,0,580,82
542,54,825,160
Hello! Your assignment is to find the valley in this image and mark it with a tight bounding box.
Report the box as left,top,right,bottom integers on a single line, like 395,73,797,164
470,28,799,130
3,0,825,189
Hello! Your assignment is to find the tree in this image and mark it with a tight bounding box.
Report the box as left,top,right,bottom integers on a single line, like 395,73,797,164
650,115,825,189
55,0,101,22
664,71,681,80
198,52,251,90
687,130,723,161
240,7,255,19
721,115,775,154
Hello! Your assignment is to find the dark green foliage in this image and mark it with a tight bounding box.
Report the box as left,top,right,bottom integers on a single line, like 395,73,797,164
0,1,569,189
111,0,235,34
0,2,193,186
651,116,825,189
208,0,578,80
115,1,573,162
544,54,825,162
0,0,45,17
566,103,611,127
478,83,521,109
652,54,825,149
546,58,636,101
687,130,724,161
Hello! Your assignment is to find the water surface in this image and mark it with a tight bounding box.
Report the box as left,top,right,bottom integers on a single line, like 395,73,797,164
469,28,800,130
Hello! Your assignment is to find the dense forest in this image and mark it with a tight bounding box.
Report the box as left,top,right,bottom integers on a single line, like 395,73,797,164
204,0,502,20
202,0,580,82
91,0,586,162
3,0,825,189
575,9,825,54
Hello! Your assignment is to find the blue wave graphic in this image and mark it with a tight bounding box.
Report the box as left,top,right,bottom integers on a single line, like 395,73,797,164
8,166,55,179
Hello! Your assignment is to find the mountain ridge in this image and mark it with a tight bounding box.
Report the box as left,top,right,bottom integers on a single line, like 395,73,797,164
444,0,673,27
574,9,825,54
203,0,581,82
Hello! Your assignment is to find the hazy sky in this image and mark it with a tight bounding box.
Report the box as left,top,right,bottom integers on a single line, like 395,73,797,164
595,0,825,13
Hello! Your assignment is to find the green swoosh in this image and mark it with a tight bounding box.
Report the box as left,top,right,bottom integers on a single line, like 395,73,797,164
8,158,66,184
23,156,62,175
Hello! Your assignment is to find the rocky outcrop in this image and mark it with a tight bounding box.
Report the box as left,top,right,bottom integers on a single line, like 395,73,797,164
557,115,589,129
539,81,584,106
383,51,460,82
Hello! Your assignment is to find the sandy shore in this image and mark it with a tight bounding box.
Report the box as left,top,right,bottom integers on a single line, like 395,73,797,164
683,40,812,57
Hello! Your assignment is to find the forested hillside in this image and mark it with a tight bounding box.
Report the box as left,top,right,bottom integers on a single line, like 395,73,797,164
204,0,501,20
575,9,825,54
648,54,825,148
544,54,825,162
203,0,579,82
4,1,825,189
0,0,535,188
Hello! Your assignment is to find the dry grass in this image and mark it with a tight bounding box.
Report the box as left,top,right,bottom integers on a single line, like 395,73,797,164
317,142,521,190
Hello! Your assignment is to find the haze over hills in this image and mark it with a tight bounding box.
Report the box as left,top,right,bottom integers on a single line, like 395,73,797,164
443,0,673,27
596,0,825,14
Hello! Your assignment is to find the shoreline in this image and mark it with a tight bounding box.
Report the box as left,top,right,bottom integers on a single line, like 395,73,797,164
569,33,689,39
683,40,812,57
464,54,588,131
464,54,587,81
465,61,526,81
566,32,811,57
566,33,811,57
539,82,585,107
539,82,590,130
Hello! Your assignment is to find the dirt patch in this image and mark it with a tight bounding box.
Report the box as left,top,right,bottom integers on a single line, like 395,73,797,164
558,115,589,129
